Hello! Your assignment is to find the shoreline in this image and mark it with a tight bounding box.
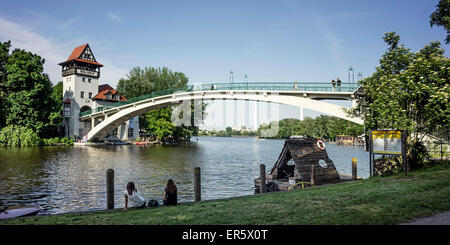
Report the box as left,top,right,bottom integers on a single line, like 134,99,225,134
2,162,449,225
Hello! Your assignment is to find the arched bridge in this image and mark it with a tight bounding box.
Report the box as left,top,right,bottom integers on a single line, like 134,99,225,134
79,82,363,141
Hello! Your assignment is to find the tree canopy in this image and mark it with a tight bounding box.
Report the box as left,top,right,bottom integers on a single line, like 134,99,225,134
430,0,450,44
117,66,203,141
0,41,63,146
351,32,449,167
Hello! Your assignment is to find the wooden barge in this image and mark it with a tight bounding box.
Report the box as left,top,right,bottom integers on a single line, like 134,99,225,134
255,136,360,193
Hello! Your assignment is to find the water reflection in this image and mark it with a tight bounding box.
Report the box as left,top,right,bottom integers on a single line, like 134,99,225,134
0,137,369,214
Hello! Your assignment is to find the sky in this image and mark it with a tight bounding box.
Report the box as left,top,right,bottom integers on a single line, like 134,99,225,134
0,0,448,130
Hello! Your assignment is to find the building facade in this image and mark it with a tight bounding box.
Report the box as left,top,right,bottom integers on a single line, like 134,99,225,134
59,44,139,141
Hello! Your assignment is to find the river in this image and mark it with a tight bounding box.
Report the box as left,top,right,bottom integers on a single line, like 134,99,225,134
0,136,369,214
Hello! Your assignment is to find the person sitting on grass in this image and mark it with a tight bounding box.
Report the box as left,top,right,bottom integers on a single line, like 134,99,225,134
124,181,146,210
163,179,177,206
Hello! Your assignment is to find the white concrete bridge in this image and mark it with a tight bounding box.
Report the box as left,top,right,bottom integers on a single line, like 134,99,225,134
79,82,363,141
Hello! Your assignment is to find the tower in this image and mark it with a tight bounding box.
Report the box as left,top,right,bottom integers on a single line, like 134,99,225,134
59,44,103,139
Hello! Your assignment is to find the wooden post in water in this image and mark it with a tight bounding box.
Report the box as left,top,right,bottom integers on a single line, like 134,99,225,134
310,165,315,185
260,164,266,194
352,158,357,180
106,169,114,210
194,167,201,201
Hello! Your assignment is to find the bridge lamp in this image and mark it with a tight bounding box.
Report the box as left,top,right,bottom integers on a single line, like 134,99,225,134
245,74,248,89
348,66,354,84
230,70,234,84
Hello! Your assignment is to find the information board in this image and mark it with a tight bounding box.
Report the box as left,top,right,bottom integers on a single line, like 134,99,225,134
368,130,407,177
371,130,402,155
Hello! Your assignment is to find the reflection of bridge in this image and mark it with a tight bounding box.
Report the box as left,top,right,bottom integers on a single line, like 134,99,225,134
80,82,362,141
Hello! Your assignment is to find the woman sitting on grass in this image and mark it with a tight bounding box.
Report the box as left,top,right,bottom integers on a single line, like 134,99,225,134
124,182,146,210
163,179,177,205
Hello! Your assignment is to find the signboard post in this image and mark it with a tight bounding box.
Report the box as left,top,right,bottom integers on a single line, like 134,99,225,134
369,130,407,177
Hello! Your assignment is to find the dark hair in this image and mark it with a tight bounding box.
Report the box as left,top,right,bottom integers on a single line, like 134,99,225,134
127,182,137,195
165,179,177,194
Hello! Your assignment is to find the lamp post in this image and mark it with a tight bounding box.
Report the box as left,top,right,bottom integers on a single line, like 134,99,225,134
230,70,234,83
244,74,248,89
357,72,363,83
348,66,354,86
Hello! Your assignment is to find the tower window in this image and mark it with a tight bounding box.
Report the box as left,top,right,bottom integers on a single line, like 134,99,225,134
89,92,92,99
81,91,85,98
88,78,91,83
82,77,86,82
128,128,134,138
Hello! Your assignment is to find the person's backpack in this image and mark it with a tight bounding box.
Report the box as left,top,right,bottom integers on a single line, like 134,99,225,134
147,199,159,207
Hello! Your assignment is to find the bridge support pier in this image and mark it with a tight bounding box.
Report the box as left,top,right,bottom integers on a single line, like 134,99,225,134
91,117,95,130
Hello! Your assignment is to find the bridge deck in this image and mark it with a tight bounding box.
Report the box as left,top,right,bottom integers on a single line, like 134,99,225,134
80,82,359,118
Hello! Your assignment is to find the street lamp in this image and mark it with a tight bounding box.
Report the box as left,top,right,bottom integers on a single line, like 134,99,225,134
244,74,248,89
357,72,363,83
230,70,234,84
348,66,354,85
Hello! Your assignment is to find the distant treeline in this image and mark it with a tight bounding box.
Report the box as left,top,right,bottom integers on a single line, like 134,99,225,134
257,116,364,140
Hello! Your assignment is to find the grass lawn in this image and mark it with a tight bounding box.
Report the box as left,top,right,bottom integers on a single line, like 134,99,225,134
2,162,450,225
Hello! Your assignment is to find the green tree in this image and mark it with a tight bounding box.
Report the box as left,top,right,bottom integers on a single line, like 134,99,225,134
145,107,175,140
41,81,63,138
430,0,450,44
116,66,204,141
0,125,40,147
351,32,450,168
3,48,53,136
0,41,11,129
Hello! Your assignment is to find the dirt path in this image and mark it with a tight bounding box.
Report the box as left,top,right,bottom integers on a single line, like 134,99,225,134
401,210,450,225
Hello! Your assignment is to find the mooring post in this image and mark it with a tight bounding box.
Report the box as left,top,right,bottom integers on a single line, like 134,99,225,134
352,158,357,180
260,164,266,194
310,165,315,185
194,167,201,201
106,169,114,210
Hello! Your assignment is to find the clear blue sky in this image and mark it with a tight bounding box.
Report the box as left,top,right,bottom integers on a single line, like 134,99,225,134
0,0,448,129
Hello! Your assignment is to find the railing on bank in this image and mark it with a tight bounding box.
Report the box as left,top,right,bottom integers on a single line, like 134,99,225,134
80,82,359,117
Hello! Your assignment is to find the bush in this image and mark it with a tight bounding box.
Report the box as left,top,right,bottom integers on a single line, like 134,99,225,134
40,137,74,146
0,125,40,147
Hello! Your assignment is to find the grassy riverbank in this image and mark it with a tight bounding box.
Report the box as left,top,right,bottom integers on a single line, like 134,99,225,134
2,162,450,225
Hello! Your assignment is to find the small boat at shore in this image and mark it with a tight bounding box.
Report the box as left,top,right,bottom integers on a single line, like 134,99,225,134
113,141,130,145
255,136,345,193
0,206,40,220
134,142,148,145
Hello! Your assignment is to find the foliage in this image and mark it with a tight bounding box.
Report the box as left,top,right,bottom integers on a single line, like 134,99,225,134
2,47,53,137
350,32,450,168
430,0,450,44
0,41,11,129
116,66,189,99
144,107,175,140
258,116,364,140
117,66,205,141
0,125,40,147
40,137,74,146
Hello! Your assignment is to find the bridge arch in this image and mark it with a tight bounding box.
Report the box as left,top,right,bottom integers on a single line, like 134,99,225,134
82,90,363,141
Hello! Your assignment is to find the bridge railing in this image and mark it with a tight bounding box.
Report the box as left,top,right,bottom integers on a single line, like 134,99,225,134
80,82,359,117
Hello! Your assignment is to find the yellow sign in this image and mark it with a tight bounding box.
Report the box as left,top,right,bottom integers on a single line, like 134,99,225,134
372,130,402,154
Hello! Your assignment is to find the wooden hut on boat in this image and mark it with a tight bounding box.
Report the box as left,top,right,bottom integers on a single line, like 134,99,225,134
255,136,342,193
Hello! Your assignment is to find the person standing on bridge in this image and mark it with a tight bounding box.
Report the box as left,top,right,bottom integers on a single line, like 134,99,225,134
336,78,342,91
331,79,336,91
163,179,177,205
124,181,146,210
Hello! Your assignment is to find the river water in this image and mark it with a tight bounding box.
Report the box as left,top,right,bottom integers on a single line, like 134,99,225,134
0,136,369,214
